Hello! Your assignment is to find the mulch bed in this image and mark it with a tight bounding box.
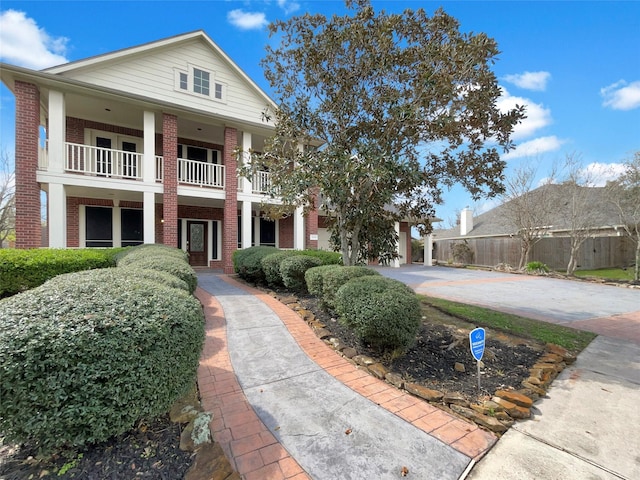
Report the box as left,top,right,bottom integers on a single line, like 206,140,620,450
0,415,193,480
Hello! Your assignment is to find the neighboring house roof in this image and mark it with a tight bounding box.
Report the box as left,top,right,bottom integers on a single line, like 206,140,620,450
434,184,623,240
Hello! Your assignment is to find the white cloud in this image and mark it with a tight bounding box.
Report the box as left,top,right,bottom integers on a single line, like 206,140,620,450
502,135,565,160
277,0,300,14
0,10,69,69
581,162,627,186
503,71,551,91
227,9,268,30
600,80,640,110
497,88,552,140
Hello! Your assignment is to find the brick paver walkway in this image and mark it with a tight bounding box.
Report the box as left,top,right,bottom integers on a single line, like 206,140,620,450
195,274,496,479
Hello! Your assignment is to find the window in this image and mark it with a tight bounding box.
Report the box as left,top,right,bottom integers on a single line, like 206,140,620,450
121,209,143,247
86,206,113,247
214,83,223,100
179,72,188,90
193,68,210,96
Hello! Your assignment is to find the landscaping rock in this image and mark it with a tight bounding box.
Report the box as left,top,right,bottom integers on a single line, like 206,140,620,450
328,337,346,351
385,372,405,389
444,392,469,407
315,328,332,339
183,442,240,480
494,389,533,408
297,309,314,321
279,296,299,305
491,396,531,419
368,363,389,380
454,362,466,373
170,387,203,424
404,383,444,402
353,355,375,366
450,405,507,434
341,347,358,359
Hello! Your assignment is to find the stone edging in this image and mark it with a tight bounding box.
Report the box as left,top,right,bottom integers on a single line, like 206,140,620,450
271,290,576,435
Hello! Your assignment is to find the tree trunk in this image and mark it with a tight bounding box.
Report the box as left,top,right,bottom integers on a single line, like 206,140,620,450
519,241,530,270
635,239,640,281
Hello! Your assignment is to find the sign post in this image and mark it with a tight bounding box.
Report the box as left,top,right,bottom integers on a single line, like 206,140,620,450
469,327,486,390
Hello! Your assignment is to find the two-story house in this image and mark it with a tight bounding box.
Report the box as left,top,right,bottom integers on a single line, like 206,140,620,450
2,30,414,271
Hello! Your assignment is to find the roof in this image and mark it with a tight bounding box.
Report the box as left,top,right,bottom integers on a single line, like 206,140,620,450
434,184,623,239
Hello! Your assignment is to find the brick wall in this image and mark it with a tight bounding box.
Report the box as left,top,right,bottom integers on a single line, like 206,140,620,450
162,114,178,246
14,81,41,249
66,197,115,247
305,188,319,249
279,215,294,249
223,127,238,273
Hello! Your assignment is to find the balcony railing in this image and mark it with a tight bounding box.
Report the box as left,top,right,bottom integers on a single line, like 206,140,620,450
178,158,225,188
65,142,143,179
252,171,271,194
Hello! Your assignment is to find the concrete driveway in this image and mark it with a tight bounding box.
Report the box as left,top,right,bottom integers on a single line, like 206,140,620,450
377,265,640,480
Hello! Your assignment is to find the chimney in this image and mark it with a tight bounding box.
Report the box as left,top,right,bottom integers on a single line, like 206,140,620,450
460,207,473,236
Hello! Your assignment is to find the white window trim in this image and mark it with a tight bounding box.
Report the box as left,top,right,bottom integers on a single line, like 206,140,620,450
178,144,222,164
173,65,226,103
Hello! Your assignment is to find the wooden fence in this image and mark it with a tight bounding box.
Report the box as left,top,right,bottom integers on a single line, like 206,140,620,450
433,235,635,271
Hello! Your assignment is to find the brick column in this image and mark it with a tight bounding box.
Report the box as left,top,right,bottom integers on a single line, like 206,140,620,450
162,113,178,247
223,127,238,273
14,81,41,249
305,187,319,249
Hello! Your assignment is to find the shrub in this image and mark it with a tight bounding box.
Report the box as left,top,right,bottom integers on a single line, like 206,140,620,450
0,248,121,298
120,266,190,292
526,261,549,274
120,255,197,293
321,266,380,309
305,264,342,298
262,251,299,286
233,246,278,283
452,241,474,264
0,268,205,451
280,255,323,292
115,244,188,267
335,276,421,351
299,250,342,265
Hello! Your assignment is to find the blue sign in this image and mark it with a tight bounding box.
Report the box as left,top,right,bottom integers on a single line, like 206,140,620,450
469,327,486,361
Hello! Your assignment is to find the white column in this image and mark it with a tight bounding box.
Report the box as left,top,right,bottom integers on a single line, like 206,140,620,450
241,201,252,249
294,205,305,250
242,131,253,194
392,221,401,268
424,233,433,266
143,111,155,183
48,90,65,174
48,183,66,247
143,191,155,244
112,200,121,248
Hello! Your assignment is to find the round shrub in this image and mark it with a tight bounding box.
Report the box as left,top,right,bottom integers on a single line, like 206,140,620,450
119,256,197,293
233,246,278,283
0,268,205,451
120,266,190,292
299,250,342,265
115,244,188,267
262,251,299,287
280,255,323,292
335,276,421,351
305,264,342,298
322,266,380,309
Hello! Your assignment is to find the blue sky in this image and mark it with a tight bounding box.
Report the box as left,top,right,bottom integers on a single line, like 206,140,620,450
1,1,639,226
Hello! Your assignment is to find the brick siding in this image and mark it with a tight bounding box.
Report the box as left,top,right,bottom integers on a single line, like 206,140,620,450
223,127,238,273
162,114,178,247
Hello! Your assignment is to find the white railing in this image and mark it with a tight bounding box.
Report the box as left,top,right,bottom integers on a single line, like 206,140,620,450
178,158,225,188
65,142,142,179
38,144,49,169
252,170,271,194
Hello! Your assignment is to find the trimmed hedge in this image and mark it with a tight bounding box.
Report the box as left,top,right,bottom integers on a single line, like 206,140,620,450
262,251,299,287
305,264,342,298
233,246,278,283
115,244,189,267
120,266,190,292
321,266,381,309
0,248,123,298
334,276,421,351
0,268,205,451
280,255,323,292
298,250,342,265
118,255,197,294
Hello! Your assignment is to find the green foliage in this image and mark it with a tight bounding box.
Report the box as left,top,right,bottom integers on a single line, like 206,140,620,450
280,255,323,292
321,266,380,309
305,264,342,298
298,249,342,265
251,2,524,265
262,251,299,286
0,248,122,297
335,276,421,351
526,261,549,274
0,268,205,451
115,243,189,267
119,255,197,293
233,246,278,283
120,266,190,292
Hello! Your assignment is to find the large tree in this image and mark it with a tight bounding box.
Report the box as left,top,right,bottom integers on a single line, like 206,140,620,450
607,151,640,281
249,1,525,265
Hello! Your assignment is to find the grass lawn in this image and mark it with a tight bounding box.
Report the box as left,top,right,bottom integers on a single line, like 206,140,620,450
420,295,596,353
573,268,636,281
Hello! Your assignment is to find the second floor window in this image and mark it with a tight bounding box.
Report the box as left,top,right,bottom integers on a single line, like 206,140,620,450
175,65,225,101
193,68,210,96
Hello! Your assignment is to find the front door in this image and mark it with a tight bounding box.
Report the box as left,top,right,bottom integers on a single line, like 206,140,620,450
187,221,208,266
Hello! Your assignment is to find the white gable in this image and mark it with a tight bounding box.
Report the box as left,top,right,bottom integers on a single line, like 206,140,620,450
46,32,274,127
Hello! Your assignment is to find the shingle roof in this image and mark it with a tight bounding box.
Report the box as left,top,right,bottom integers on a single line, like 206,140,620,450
434,184,622,239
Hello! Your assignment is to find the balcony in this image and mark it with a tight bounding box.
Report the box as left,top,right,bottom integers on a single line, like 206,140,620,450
38,142,273,193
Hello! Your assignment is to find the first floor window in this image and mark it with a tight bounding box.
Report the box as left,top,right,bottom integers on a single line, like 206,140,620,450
86,206,113,247
121,209,143,247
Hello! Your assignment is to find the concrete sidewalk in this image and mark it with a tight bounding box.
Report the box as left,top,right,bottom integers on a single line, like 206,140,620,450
377,265,640,480
195,272,496,480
